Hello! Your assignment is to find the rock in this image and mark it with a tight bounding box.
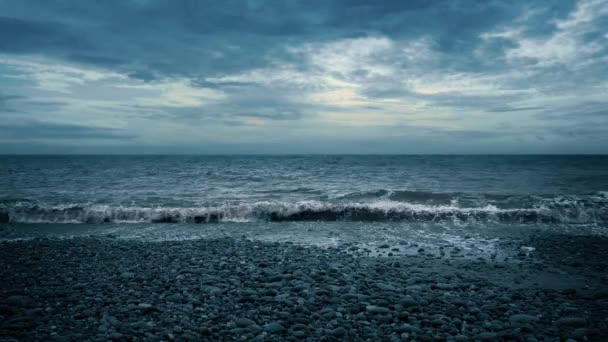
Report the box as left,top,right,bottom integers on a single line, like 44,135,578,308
331,327,346,337
432,283,455,290
509,314,538,325
263,322,285,334
572,328,588,338
290,324,308,331
475,332,497,341
376,283,398,292
108,332,123,340
249,324,262,334
2,317,34,330
165,294,183,302
235,318,256,327
399,296,418,307
593,290,608,299
379,244,390,249
120,272,135,279
290,330,306,338
138,303,153,309
556,317,586,328
366,305,391,314
0,210,9,223
5,295,31,307
400,324,422,334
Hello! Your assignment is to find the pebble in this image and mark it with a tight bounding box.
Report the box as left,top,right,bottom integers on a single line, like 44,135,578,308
235,318,256,327
509,314,538,324
263,322,285,333
366,305,391,314
556,317,586,327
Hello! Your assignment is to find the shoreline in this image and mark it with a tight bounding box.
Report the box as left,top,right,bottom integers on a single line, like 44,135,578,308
1,236,607,341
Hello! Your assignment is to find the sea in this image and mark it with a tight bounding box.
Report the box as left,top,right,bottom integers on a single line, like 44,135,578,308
1,155,607,259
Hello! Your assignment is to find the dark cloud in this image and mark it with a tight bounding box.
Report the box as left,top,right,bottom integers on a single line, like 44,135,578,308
0,0,556,79
0,92,26,113
488,106,544,113
0,121,135,140
535,102,608,120
0,92,68,113
0,16,88,53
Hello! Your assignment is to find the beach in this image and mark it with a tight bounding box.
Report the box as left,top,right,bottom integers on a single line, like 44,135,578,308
2,234,607,341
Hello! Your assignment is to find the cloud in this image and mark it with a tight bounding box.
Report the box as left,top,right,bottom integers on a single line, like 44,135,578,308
0,0,607,153
0,92,25,112
0,121,134,141
484,0,608,67
115,79,225,108
0,55,126,93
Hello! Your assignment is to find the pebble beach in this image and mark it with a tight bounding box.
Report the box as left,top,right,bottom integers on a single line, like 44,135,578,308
1,234,607,341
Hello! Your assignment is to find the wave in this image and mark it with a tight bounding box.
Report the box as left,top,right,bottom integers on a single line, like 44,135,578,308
1,196,607,224
334,190,454,203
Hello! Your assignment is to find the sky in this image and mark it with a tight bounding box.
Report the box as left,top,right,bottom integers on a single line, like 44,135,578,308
0,0,607,154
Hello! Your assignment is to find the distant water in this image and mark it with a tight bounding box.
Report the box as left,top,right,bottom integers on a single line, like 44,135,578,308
1,155,607,251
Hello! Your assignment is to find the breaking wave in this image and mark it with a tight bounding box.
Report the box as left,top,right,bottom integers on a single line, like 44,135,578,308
1,193,607,225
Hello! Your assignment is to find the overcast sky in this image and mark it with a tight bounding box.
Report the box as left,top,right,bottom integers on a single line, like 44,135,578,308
0,0,607,154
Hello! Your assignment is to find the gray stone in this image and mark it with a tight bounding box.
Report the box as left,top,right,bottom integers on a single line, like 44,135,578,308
331,327,346,337
263,322,284,333
366,305,391,314
433,283,455,290
400,324,422,334
556,317,586,327
399,296,418,307
290,324,308,331
120,272,135,279
235,318,256,327
165,294,183,302
509,314,538,325
5,295,31,307
475,332,497,341
109,332,123,340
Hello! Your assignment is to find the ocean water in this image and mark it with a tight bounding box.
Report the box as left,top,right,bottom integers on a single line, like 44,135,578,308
1,155,607,256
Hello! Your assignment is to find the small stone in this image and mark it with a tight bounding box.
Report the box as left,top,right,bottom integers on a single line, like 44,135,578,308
263,322,284,334
556,317,586,327
290,330,306,338
400,323,422,334
249,324,262,334
331,327,346,337
509,314,538,325
0,210,9,223
235,318,256,327
399,296,418,307
5,295,31,307
109,332,123,340
572,328,588,338
165,294,183,302
475,332,497,341
366,305,391,314
290,324,308,331
120,272,135,279
433,283,455,290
